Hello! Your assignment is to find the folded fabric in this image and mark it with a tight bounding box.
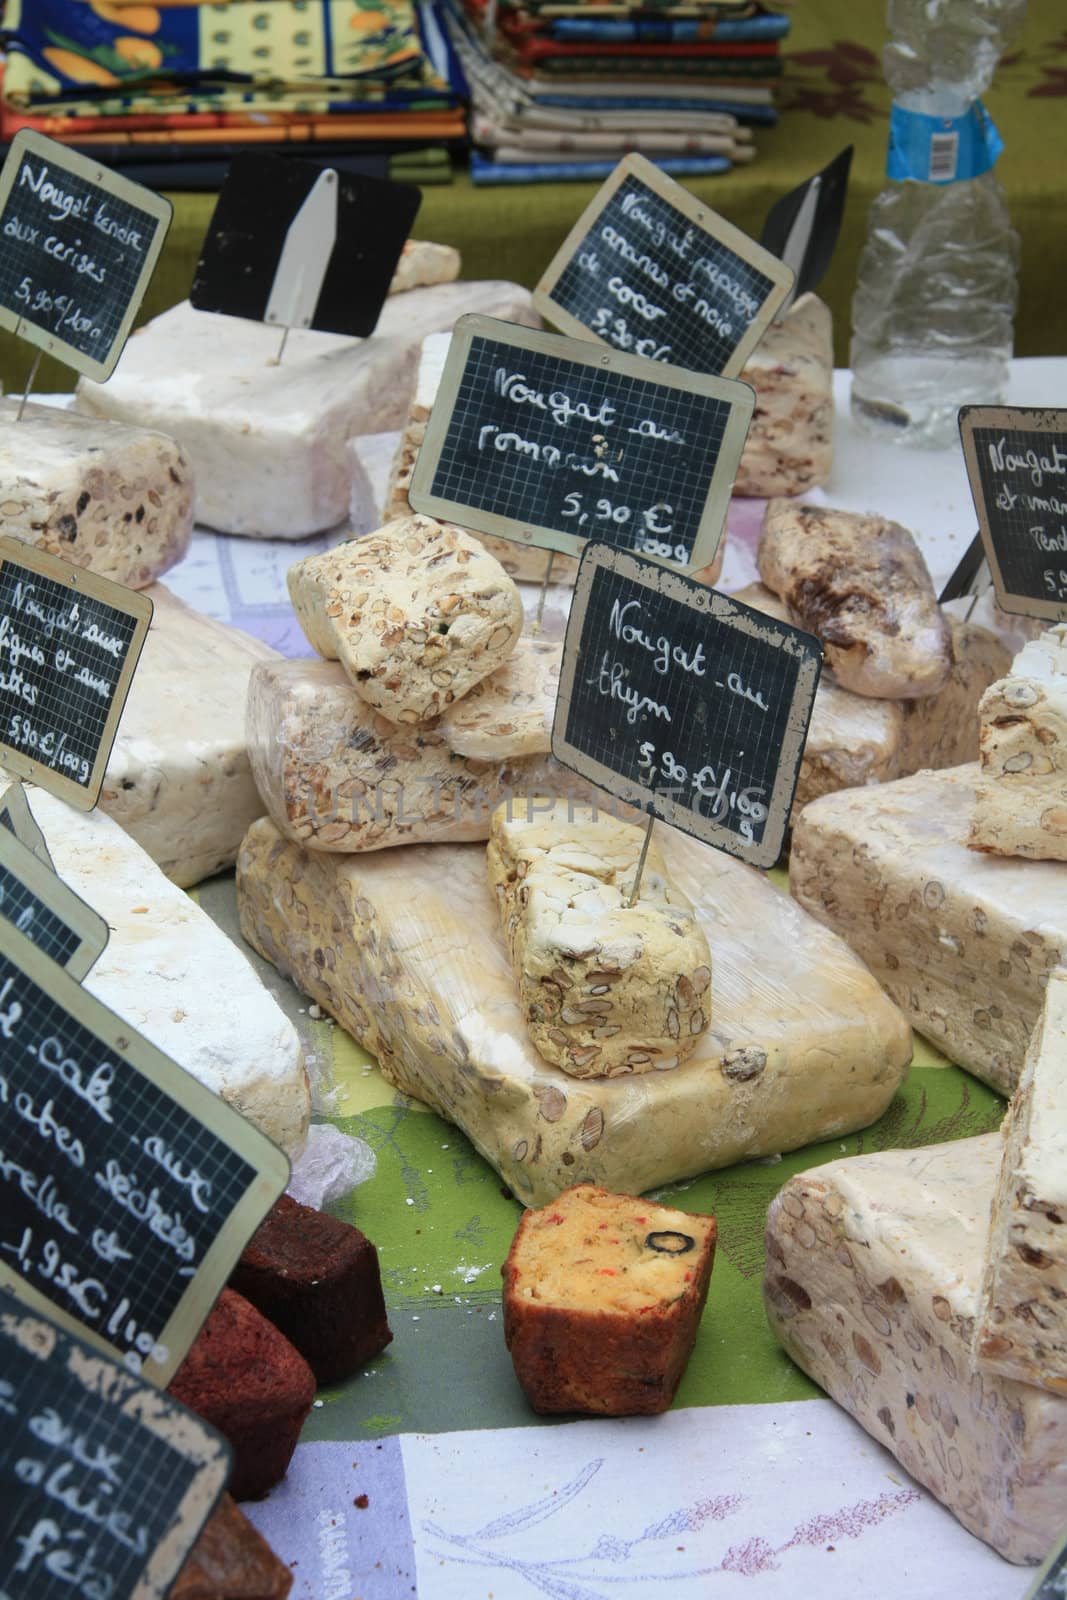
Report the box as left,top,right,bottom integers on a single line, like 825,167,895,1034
548,13,790,40
1,0,457,110
470,149,731,180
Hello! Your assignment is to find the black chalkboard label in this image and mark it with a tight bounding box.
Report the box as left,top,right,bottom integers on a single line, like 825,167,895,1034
0,917,289,1383
190,151,421,338
0,778,53,870
0,130,171,383
1024,1522,1067,1600
960,405,1067,622
534,154,793,379
552,544,822,868
0,1297,230,1600
760,146,853,303
0,537,152,812
937,532,989,605
409,315,754,571
0,823,107,980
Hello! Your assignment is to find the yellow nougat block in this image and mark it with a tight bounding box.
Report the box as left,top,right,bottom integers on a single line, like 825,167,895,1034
488,801,711,1078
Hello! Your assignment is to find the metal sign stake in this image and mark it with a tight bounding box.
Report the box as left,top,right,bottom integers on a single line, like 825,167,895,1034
15,343,42,423
627,811,656,908
533,548,556,633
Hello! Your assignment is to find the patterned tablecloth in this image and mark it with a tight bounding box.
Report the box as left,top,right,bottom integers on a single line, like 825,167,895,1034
156,368,1066,1600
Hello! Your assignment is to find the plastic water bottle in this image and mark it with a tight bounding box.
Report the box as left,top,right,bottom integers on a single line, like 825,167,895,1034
850,0,1028,447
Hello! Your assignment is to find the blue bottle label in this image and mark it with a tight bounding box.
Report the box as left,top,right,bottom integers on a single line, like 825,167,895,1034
887,101,1005,184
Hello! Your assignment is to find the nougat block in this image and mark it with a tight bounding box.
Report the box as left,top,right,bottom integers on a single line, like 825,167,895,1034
441,636,561,759
236,816,910,1204
976,966,1067,1392
287,516,523,724
969,623,1067,861
735,584,1009,819
764,1136,1067,1564
21,785,309,1157
789,765,1067,1095
759,499,952,699
0,399,192,588
100,583,276,887
503,1183,716,1415
247,658,602,852
388,239,460,294
74,283,539,538
488,801,711,1077
733,292,833,498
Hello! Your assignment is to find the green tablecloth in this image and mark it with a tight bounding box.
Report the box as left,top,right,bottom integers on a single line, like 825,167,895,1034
5,0,1066,397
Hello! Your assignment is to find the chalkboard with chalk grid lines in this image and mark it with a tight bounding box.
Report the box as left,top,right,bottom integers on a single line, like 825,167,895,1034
0,135,168,372
963,410,1067,616
427,331,733,568
0,556,138,792
0,941,256,1365
0,1309,201,1600
549,171,776,377
555,547,822,867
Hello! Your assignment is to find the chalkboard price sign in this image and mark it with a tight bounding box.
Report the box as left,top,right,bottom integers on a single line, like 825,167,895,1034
1023,1522,1067,1600
0,1299,230,1600
552,544,822,868
410,315,754,572
0,537,153,811
960,406,1067,622
0,918,289,1383
0,822,107,979
0,130,172,382
534,153,793,379
0,777,53,869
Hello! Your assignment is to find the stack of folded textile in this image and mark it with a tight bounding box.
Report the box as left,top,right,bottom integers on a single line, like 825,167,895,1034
0,0,468,187
446,0,791,184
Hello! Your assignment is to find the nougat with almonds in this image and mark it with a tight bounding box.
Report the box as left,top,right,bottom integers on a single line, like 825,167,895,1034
288,515,523,724
487,801,711,1078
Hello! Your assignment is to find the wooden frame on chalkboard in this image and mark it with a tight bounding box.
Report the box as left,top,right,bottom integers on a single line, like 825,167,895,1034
552,545,822,869
0,536,153,811
0,776,53,867
960,404,1067,623
410,315,754,572
0,822,108,979
0,918,289,1384
533,153,793,379
0,1302,231,1600
0,129,172,382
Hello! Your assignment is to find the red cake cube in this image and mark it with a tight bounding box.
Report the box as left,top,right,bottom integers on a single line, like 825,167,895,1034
168,1288,315,1500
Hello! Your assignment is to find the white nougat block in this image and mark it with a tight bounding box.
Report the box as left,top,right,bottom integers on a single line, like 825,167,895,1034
764,1135,1067,1564
100,584,276,887
0,399,193,589
15,787,309,1157
237,816,910,1204
73,283,540,539
789,765,1067,1095
247,657,605,852
976,966,1067,1393
970,623,1067,861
